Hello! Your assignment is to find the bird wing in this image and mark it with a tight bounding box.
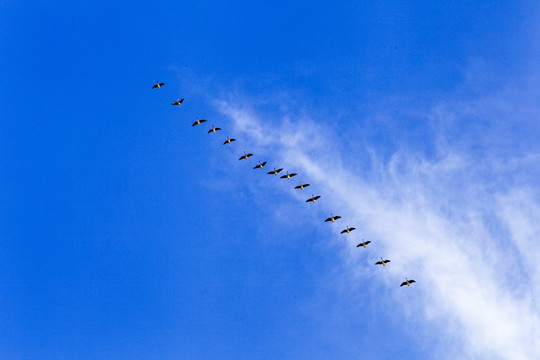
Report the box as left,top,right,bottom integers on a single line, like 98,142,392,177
289,173,297,177
325,217,332,222
356,243,362,247
400,282,407,287
385,260,391,263
152,85,158,89
230,138,236,142
276,168,283,173
192,121,199,126
295,185,302,189
304,184,310,187
280,174,287,179
261,161,267,166
349,227,356,231
160,83,165,86
340,229,347,234
306,198,313,202
314,196,321,200
223,140,228,145
375,261,383,265
207,129,213,133
216,128,221,131
179,98,184,103
239,155,246,160
409,280,415,284
334,216,341,220
365,241,371,245
253,165,260,169
267,170,274,174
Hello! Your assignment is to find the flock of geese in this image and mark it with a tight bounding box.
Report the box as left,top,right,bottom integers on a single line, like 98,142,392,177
153,80,416,288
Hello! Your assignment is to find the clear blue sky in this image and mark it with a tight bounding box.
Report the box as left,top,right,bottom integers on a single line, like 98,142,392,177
1,1,539,359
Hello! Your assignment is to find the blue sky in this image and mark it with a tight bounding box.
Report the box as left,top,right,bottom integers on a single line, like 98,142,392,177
1,1,540,359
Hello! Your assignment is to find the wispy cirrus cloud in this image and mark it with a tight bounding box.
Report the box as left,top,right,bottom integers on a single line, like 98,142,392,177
213,79,540,359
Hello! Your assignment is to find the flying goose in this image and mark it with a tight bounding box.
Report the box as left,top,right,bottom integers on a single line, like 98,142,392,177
253,161,267,169
223,137,236,145
325,214,341,223
340,226,356,234
400,278,416,287
295,183,310,190
239,152,253,160
280,171,297,180
208,126,221,134
356,239,371,248
152,81,165,89
171,98,184,106
306,194,321,203
192,118,207,127
375,258,391,266
267,168,283,175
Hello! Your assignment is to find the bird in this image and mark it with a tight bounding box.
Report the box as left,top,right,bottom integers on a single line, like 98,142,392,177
295,183,310,190
267,168,283,175
340,226,356,234
356,239,371,248
239,152,253,160
152,81,165,89
208,126,221,134
280,171,297,180
223,137,236,145
171,98,184,106
192,118,207,127
375,258,391,266
400,278,416,287
253,161,267,169
306,194,321,203
325,214,341,223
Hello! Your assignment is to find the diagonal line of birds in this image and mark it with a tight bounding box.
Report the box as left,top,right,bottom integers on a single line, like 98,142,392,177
153,80,415,288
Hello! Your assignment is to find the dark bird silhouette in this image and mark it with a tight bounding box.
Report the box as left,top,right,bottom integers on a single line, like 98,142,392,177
208,126,221,134
171,98,184,106
223,137,236,145
356,239,371,248
295,183,310,190
267,168,283,175
325,214,341,223
306,194,321,203
152,81,165,89
239,152,253,160
340,226,356,234
400,278,416,287
375,258,391,266
280,171,297,180
192,118,207,127
253,161,267,169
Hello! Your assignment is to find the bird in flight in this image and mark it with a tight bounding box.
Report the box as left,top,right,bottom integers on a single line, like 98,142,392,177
267,168,283,176
239,152,253,160
152,81,165,89
253,161,267,169
340,226,356,234
171,98,184,106
280,171,297,180
325,214,341,223
375,258,391,266
356,239,371,248
223,137,236,145
208,126,221,134
400,278,416,287
306,194,321,203
192,118,207,127
295,183,310,190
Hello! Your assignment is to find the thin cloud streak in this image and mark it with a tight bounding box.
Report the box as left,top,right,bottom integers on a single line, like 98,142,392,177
216,96,540,359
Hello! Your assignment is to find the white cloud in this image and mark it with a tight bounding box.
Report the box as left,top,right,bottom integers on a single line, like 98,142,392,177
215,92,540,359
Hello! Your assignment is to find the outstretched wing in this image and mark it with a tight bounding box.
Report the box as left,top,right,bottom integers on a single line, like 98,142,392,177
400,282,407,287
314,195,321,200
325,217,332,222
375,261,383,265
